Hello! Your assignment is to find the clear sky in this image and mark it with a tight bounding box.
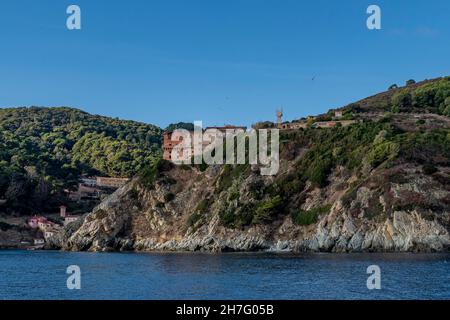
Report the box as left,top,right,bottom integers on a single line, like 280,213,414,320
0,0,449,128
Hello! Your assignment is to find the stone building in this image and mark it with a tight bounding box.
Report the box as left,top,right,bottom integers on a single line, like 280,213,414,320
279,121,308,130
163,131,194,161
163,125,247,161
96,177,129,188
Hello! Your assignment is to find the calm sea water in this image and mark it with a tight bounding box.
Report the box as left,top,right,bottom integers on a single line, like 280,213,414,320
0,250,448,300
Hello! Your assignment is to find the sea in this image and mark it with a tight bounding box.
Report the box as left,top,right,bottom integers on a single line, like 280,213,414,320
0,250,448,300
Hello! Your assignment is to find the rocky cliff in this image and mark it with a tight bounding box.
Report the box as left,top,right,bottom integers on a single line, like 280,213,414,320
48,111,450,253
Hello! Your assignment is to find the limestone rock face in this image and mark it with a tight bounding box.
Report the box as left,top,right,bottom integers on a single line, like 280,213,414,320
48,162,450,253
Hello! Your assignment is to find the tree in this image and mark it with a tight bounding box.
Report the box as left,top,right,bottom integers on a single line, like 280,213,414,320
391,90,412,111
165,122,194,132
388,84,398,90
0,107,163,215
406,79,416,86
443,97,450,116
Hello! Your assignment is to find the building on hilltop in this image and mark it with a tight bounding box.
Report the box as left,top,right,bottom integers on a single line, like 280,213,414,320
334,110,343,118
96,177,129,188
163,125,247,161
66,176,129,201
163,130,194,161
59,205,67,218
279,120,308,130
275,109,358,130
33,238,45,245
80,177,97,187
44,229,58,240
204,125,247,136
312,120,359,128
58,205,83,226
276,110,309,130
28,215,60,232
28,216,48,229
64,215,80,226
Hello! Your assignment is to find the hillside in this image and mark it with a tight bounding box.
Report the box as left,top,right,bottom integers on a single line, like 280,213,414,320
0,107,162,215
341,76,450,115
49,77,450,253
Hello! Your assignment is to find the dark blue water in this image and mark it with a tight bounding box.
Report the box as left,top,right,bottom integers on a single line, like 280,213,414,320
0,250,449,300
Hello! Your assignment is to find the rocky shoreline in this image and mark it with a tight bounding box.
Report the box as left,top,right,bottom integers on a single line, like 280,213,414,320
47,176,450,253
47,215,450,254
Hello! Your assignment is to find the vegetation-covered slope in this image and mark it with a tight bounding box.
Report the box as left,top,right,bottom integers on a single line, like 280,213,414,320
341,76,450,115
0,107,162,215
50,77,450,253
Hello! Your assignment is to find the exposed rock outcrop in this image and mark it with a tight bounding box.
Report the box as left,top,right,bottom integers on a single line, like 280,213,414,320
48,160,450,253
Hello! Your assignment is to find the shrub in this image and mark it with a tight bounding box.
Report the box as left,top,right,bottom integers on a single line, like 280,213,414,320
155,202,165,208
164,192,175,202
228,190,240,201
421,212,435,221
219,202,255,229
94,209,108,219
161,176,176,185
416,119,426,125
187,198,214,228
252,195,283,224
291,205,331,226
179,164,191,171
0,221,13,231
443,97,450,116
281,177,304,196
219,211,236,228
128,188,139,200
341,181,360,208
197,162,208,172
392,90,412,110
395,130,450,165
139,159,172,189
195,198,211,214
306,158,333,187
422,164,438,175
367,141,399,168
216,164,250,193
248,180,265,199
187,212,202,227
342,112,355,120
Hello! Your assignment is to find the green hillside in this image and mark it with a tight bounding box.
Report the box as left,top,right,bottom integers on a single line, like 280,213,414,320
341,76,450,115
0,107,162,215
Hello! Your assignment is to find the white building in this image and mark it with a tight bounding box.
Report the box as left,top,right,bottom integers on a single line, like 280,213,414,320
33,239,44,245
64,215,80,226
44,230,56,240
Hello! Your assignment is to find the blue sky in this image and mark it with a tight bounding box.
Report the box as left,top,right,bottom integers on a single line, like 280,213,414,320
0,0,449,128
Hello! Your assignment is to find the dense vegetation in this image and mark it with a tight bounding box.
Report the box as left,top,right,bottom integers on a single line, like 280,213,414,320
164,122,194,132
343,76,450,115
0,107,162,215
213,122,449,229
126,77,450,230
391,78,450,114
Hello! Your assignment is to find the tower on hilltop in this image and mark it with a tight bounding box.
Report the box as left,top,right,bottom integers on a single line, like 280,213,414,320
276,108,283,129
